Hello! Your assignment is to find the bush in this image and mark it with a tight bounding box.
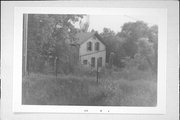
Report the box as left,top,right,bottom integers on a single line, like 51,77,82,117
122,54,151,71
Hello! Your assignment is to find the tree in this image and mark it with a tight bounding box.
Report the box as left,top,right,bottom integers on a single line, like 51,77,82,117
147,25,158,72
137,25,158,73
27,14,83,74
137,38,155,71
100,28,117,63
100,21,158,72
117,21,150,58
100,28,126,68
124,25,158,73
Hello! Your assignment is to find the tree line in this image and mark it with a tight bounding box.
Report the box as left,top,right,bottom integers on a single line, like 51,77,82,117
25,14,158,75
100,21,158,73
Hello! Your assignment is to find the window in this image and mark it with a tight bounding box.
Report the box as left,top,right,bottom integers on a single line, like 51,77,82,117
91,57,95,67
98,57,102,67
95,42,100,51
87,42,92,51
83,60,87,65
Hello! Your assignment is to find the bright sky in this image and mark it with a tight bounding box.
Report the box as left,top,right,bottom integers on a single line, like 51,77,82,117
81,15,159,33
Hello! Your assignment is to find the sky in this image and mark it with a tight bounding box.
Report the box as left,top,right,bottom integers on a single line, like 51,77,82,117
80,15,159,33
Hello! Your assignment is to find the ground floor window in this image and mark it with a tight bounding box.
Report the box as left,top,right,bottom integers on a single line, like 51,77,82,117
98,57,102,67
83,60,88,65
91,57,95,67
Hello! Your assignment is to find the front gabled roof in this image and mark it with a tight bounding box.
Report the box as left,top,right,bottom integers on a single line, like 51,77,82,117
74,31,106,46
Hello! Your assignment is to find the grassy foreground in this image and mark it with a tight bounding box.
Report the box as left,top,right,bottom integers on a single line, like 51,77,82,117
22,72,157,106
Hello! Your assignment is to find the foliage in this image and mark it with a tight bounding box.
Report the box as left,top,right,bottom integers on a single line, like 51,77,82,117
22,72,157,106
100,21,158,72
23,17,158,106
22,14,160,107
100,28,126,68
26,14,158,74
117,21,151,57
27,14,84,74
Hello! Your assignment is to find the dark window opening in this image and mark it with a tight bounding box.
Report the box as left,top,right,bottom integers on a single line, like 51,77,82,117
83,60,87,65
98,57,102,67
91,57,95,67
87,42,92,51
95,42,100,51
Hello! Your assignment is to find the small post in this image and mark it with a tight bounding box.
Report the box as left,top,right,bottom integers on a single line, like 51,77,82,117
96,64,99,83
54,56,58,79
96,58,100,83
109,52,115,75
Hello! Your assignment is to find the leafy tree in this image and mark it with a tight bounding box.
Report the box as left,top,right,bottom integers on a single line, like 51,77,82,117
100,28,117,62
121,25,158,73
137,38,154,71
27,14,83,74
100,21,158,72
100,28,126,68
137,25,158,73
117,21,150,58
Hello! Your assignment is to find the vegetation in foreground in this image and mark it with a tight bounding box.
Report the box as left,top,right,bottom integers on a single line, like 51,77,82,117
22,14,158,106
22,67,157,106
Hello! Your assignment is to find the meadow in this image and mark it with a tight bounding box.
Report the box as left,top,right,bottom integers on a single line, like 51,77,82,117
22,67,157,106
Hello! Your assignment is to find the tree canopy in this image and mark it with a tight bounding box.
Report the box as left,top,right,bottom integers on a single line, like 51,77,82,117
27,14,84,73
26,15,158,75
100,21,158,72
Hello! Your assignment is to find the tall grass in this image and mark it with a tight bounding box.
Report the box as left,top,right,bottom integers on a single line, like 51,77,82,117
22,67,157,106
100,79,157,106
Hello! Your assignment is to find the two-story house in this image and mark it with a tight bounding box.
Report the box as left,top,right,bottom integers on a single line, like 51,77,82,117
75,31,106,69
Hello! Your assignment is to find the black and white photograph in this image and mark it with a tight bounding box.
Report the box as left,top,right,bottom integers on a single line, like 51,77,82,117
2,1,179,120
22,14,158,106
11,7,167,113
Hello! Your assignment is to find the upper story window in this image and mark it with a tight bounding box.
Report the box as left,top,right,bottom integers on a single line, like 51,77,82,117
87,41,92,51
95,42,100,51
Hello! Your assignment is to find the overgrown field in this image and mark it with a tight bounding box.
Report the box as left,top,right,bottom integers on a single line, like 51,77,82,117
22,68,157,106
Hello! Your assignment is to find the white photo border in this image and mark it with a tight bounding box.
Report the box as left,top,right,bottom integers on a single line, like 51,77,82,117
13,7,167,114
